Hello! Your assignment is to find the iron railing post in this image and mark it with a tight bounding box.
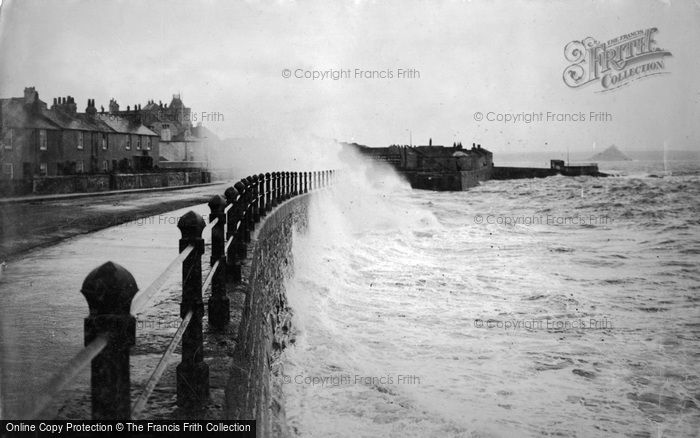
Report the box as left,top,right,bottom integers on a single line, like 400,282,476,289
176,211,209,408
208,195,230,329
271,172,278,207
279,172,286,203
277,171,283,202
251,175,260,223
225,186,244,282
285,171,291,199
258,173,266,217
289,172,294,197
81,262,137,420
265,172,272,212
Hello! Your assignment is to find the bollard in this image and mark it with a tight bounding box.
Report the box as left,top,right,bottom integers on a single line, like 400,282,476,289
265,172,272,212
258,173,266,217
225,186,244,282
176,211,209,408
303,171,308,194
208,195,230,329
82,261,137,420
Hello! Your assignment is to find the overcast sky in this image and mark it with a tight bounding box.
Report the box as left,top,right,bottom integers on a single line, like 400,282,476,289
0,0,698,156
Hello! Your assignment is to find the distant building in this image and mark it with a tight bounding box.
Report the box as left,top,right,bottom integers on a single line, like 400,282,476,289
0,87,159,180
347,141,493,173
110,94,209,169
343,141,494,190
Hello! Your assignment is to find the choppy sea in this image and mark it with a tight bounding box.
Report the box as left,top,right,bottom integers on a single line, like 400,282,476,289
282,160,700,437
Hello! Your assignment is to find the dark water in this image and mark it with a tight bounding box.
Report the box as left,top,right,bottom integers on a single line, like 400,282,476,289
283,161,700,437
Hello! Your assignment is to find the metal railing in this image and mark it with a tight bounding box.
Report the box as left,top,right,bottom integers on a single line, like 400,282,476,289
24,170,337,420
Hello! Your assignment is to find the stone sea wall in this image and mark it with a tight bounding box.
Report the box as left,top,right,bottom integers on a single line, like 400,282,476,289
225,193,310,437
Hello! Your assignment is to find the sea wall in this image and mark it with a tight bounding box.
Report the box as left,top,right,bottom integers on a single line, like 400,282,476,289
1,171,218,196
399,167,492,191
225,193,310,437
492,166,557,180
460,167,492,189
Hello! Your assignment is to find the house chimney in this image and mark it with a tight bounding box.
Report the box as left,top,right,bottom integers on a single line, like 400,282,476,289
23,87,38,105
109,98,119,114
68,97,77,115
86,98,97,118
127,105,130,112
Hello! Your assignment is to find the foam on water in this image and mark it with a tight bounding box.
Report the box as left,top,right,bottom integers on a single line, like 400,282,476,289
283,160,700,437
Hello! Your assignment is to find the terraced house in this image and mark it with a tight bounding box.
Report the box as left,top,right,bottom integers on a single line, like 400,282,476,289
0,87,160,182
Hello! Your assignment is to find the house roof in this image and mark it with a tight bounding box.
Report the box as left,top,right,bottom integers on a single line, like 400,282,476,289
41,107,96,131
1,98,61,130
97,114,158,136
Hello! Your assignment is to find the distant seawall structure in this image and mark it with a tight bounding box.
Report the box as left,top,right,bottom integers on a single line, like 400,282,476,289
343,142,607,191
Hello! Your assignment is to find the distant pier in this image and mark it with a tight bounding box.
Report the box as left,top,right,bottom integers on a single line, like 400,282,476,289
343,142,607,191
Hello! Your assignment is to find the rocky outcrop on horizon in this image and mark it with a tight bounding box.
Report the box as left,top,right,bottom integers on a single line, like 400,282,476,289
589,145,632,161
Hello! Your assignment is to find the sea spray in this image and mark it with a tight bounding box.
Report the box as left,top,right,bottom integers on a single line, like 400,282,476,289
281,160,700,437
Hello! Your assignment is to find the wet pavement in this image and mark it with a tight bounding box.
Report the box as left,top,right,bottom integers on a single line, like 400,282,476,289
0,186,245,419
0,182,234,261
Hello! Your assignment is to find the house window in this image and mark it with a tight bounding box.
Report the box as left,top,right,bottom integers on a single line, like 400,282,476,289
76,160,84,173
77,132,84,150
136,136,142,150
2,163,13,180
39,129,47,150
39,162,47,176
102,160,109,172
146,137,152,150
126,135,131,150
101,134,107,150
3,129,13,150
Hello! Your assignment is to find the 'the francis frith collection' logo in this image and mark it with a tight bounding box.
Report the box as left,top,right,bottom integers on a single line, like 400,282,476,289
563,28,672,92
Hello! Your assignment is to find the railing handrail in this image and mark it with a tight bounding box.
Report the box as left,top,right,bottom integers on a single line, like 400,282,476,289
130,245,195,314
25,335,109,419
131,309,194,418
22,169,338,420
